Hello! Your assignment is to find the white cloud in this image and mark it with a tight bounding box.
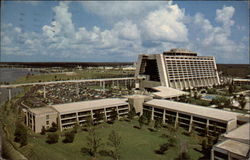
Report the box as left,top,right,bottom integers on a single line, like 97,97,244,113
112,20,140,41
215,6,235,28
142,4,188,42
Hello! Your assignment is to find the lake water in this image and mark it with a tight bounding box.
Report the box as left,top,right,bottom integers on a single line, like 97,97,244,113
0,68,40,105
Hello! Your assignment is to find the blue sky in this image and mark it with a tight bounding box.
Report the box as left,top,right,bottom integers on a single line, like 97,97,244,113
1,1,249,63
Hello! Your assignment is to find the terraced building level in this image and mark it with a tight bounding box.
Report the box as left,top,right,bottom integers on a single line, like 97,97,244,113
135,49,220,90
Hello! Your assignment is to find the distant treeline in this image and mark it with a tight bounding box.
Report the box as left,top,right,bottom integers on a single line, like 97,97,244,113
0,62,134,68
217,64,250,78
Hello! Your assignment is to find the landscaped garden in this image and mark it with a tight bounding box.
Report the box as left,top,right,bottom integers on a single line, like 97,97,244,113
1,92,208,160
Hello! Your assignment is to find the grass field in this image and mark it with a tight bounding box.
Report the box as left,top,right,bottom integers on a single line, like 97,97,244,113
13,69,134,84
16,120,204,160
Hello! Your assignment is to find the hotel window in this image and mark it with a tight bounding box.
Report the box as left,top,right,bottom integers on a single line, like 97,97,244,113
46,115,49,119
46,121,49,125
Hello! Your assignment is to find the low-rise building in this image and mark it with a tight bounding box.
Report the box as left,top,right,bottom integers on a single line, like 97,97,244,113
143,99,239,136
51,98,129,131
211,123,250,160
24,98,129,133
233,78,250,86
24,107,58,133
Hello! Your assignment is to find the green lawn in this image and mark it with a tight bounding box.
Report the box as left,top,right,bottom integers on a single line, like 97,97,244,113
19,120,204,160
13,69,134,84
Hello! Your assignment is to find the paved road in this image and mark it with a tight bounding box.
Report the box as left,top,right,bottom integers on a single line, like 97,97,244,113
0,77,140,88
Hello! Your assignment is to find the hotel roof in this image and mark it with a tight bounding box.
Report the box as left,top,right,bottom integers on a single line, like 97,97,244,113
51,98,128,114
233,78,250,82
152,86,188,98
29,106,57,115
215,139,250,157
144,99,239,122
223,123,250,142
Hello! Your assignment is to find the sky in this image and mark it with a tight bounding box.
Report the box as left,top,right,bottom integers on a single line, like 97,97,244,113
1,1,249,64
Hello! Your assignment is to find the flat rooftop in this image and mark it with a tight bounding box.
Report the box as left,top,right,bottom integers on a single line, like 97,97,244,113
51,98,128,114
223,123,250,142
152,86,188,98
144,99,239,122
29,106,57,115
215,139,250,157
233,78,250,82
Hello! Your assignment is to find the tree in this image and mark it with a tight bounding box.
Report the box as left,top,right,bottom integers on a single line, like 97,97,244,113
143,110,152,125
82,127,102,157
228,84,235,94
168,137,177,147
127,107,136,120
107,130,122,160
238,95,246,110
40,126,46,135
155,143,169,154
110,108,118,122
48,122,58,132
46,133,59,144
154,117,163,129
174,152,191,160
94,110,104,124
14,122,28,147
63,131,75,143
138,115,147,129
73,123,79,133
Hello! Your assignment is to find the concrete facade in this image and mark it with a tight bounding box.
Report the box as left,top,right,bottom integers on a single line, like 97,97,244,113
135,49,220,90
211,123,250,160
51,98,129,131
143,99,239,136
25,98,129,133
25,107,58,133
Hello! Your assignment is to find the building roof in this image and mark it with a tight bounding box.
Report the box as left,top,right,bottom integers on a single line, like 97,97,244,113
215,139,250,157
51,98,128,114
29,106,57,115
233,78,250,82
152,86,188,98
144,99,239,122
223,123,250,142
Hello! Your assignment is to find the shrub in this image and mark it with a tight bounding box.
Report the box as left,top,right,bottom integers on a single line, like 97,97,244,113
155,143,169,154
40,126,46,135
14,122,28,147
48,122,58,132
63,131,75,143
46,133,59,144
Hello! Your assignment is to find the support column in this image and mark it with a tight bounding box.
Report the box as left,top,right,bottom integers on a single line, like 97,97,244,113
174,112,179,128
25,111,29,126
112,80,114,87
58,113,63,131
188,115,193,132
8,88,12,101
104,108,108,121
91,110,94,120
211,149,214,160
125,80,127,88
116,106,120,120
162,109,166,124
76,83,79,96
76,112,79,124
206,119,210,136
103,81,105,90
43,86,46,99
100,81,102,88
151,107,154,120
